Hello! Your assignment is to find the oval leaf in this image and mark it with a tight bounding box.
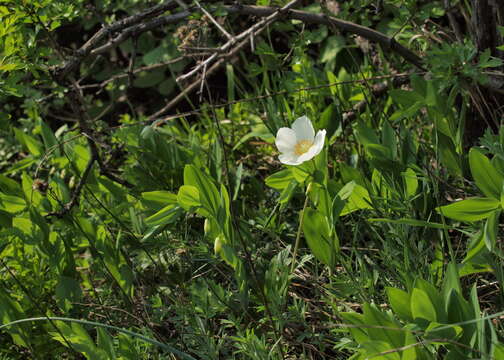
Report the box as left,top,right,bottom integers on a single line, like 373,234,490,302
436,197,500,222
469,148,503,199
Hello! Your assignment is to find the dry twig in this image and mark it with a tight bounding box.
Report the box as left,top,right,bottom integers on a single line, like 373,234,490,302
176,0,302,83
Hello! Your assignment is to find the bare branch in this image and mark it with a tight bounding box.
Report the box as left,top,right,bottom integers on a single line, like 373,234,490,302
52,2,425,84
52,0,178,80
194,0,234,41
224,4,425,71
176,0,302,83
91,10,191,56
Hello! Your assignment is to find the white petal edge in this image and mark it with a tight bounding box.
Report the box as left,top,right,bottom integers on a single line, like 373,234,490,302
279,152,303,165
275,127,297,153
296,130,326,164
311,129,326,156
291,115,315,141
296,148,317,163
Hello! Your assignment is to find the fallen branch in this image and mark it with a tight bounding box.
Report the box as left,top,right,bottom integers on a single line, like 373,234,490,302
52,0,178,80
176,0,302,83
52,3,425,83
224,4,425,71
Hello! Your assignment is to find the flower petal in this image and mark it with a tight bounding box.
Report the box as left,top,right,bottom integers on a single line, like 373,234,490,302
291,115,315,141
279,152,303,165
311,129,326,156
296,149,317,164
275,128,297,153
296,130,326,163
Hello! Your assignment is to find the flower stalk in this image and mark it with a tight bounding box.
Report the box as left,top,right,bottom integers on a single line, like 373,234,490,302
290,183,312,274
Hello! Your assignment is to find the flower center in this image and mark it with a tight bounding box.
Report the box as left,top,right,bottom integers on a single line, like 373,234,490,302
294,140,313,156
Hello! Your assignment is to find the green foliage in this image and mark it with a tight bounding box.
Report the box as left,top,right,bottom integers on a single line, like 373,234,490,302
0,0,503,359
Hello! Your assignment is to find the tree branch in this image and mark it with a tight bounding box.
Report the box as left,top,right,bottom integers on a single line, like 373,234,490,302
51,0,178,80
224,4,426,71
52,3,425,83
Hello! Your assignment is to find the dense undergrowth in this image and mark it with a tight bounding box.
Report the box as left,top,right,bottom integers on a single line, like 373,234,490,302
1,0,504,359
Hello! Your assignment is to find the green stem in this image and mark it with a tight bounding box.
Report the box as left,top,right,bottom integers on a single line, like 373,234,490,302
0,316,196,360
290,187,310,274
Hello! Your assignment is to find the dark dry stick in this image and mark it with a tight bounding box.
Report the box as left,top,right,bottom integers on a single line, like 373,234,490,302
224,4,426,71
53,3,425,83
53,0,178,80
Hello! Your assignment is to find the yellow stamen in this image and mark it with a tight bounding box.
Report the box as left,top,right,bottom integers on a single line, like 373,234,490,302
294,140,313,156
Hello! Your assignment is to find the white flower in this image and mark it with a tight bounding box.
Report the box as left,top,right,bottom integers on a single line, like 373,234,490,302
275,116,326,165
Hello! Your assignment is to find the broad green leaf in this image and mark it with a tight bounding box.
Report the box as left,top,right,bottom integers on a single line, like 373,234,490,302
278,180,297,208
141,191,178,209
444,290,473,346
0,174,22,195
386,287,412,322
232,162,243,201
22,172,42,207
402,329,420,360
317,104,340,139
337,181,358,200
73,144,91,174
320,35,345,63
5,157,37,175
366,143,392,161
51,321,105,360
493,343,504,360
372,169,392,198
97,328,116,360
411,288,437,323
390,89,423,108
381,121,397,159
184,165,220,216
362,340,401,360
424,321,462,342
145,204,183,226
339,163,366,186
220,184,231,218
483,210,500,252
339,312,368,344
55,276,83,312
402,168,418,198
414,279,446,323
39,119,58,151
265,170,295,191
0,193,26,213
362,303,403,349
302,208,338,267
442,262,461,301
310,183,332,220
469,148,503,199
436,197,500,222
437,132,462,176
0,290,30,347
219,242,240,269
354,120,379,146
291,163,312,183
340,182,373,216
13,127,42,157
177,185,200,210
